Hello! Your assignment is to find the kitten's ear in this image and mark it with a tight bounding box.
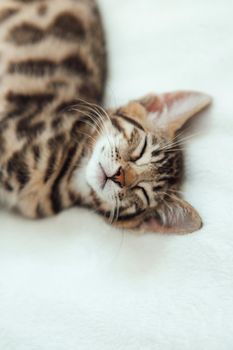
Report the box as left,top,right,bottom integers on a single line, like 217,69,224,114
142,196,202,234
141,91,212,137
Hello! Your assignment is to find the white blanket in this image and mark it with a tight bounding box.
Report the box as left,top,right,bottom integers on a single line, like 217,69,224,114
1,0,233,349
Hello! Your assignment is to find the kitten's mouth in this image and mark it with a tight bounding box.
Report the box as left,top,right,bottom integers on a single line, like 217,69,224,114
98,162,107,190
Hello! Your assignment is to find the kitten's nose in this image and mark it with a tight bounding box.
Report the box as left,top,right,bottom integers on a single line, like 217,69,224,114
111,167,125,187
124,166,138,187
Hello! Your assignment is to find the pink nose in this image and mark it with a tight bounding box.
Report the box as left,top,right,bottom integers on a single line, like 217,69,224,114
112,167,125,187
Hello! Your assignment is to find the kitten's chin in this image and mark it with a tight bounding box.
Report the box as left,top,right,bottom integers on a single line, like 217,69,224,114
86,160,115,207
86,156,106,199
86,161,106,194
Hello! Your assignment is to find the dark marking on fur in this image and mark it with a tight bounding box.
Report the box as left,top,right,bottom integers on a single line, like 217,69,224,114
152,149,160,158
49,13,86,41
38,4,48,16
112,117,125,134
0,120,9,148
48,134,66,150
7,151,30,188
91,190,101,207
0,8,19,24
4,181,14,192
36,203,45,218
158,158,174,174
117,112,145,131
6,92,55,119
153,185,163,191
50,144,77,213
79,83,101,102
32,144,41,163
71,118,89,140
62,55,90,75
51,116,63,130
135,186,150,206
167,177,177,186
17,118,45,138
69,191,77,204
134,136,147,162
9,59,56,76
44,152,57,183
8,23,44,45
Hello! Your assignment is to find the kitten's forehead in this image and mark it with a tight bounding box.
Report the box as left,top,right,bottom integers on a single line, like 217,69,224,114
112,110,146,139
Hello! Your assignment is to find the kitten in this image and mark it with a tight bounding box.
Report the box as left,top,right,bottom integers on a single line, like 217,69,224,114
0,0,211,233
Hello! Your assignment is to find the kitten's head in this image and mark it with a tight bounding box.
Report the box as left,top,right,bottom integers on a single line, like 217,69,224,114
86,91,211,233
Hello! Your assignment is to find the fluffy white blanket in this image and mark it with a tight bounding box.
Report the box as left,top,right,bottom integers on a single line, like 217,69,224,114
1,0,233,349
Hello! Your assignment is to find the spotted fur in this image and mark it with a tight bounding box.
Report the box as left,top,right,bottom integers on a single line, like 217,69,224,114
0,0,211,233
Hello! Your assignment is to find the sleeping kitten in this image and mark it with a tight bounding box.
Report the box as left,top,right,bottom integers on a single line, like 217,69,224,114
0,0,211,233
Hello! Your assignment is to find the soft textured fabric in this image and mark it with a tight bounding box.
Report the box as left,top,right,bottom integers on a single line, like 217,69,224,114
0,0,233,349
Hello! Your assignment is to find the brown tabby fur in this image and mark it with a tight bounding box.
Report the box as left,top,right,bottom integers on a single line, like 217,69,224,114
0,0,211,233
0,0,106,216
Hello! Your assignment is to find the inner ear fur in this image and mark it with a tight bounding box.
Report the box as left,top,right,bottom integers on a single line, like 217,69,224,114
135,90,212,137
141,196,202,234
111,195,202,234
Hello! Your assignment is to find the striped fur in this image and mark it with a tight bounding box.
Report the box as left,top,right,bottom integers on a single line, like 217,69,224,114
0,0,106,218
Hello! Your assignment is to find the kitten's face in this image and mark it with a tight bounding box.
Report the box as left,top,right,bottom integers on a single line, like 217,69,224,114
86,110,182,210
86,91,211,233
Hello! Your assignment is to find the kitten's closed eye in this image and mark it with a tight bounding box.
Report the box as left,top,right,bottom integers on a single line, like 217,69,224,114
133,185,150,206
130,136,148,162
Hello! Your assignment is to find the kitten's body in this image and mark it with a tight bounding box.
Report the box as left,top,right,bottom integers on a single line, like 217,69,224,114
0,0,106,217
0,0,211,233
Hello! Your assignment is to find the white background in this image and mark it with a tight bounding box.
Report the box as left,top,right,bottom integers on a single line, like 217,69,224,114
1,0,233,349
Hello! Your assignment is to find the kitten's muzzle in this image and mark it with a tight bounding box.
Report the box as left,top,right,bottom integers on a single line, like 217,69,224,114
99,164,125,189
111,167,125,188
98,162,107,189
